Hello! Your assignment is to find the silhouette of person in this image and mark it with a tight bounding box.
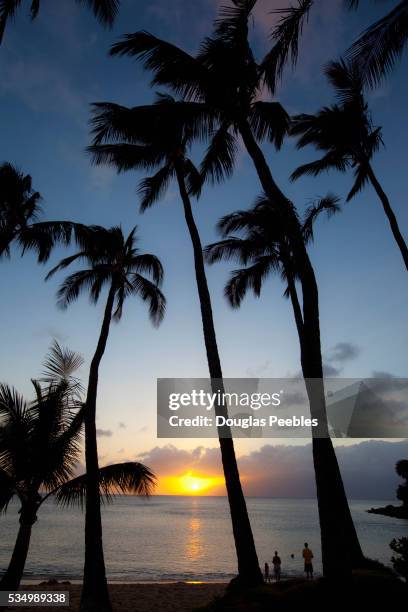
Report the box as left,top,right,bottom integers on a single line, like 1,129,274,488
264,562,270,583
272,551,281,581
302,542,314,580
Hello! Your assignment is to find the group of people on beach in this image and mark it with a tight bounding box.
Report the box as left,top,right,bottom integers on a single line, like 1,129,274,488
264,543,314,582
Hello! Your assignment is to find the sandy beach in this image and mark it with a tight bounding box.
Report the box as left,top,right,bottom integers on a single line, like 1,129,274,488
3,583,226,612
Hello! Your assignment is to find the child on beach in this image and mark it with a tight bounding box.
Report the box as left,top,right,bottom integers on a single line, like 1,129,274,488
264,562,270,583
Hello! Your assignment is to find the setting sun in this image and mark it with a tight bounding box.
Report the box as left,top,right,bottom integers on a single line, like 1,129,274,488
158,472,225,495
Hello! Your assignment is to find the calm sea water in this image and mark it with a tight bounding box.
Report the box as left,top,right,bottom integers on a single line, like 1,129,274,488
0,496,406,582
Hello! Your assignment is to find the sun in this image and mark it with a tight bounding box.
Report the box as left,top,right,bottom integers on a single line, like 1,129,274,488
158,471,225,495
179,472,214,494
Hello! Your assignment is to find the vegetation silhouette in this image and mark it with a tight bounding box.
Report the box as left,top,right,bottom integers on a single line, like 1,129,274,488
291,59,408,271
109,0,364,578
0,162,82,263
87,95,263,587
46,226,165,612
0,341,155,593
266,0,408,90
0,0,120,44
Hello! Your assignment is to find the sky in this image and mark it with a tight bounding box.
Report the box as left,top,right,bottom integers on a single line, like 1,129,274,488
0,0,407,497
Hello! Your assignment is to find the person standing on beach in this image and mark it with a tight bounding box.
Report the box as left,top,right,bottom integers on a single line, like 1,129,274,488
272,551,281,582
302,543,314,580
264,562,271,583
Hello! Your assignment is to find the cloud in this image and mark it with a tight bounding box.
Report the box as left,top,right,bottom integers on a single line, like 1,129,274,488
96,429,113,437
327,342,360,363
118,422,127,429
323,362,342,377
138,440,408,499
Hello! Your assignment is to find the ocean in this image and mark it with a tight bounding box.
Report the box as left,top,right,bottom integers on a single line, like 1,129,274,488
0,496,406,582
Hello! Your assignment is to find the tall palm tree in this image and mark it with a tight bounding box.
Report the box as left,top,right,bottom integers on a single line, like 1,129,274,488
290,59,408,271
108,0,365,577
0,162,84,263
87,96,263,586
46,226,165,612
0,0,120,44
0,340,155,592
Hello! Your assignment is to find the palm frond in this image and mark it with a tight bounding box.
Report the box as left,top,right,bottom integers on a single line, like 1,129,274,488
302,194,341,243
0,0,22,44
205,237,264,266
138,164,174,212
346,0,408,88
110,31,206,99
249,101,290,148
200,123,237,184
325,59,363,105
41,340,84,386
88,144,164,172
346,163,370,201
225,257,279,307
184,159,203,197
75,0,119,26
129,275,166,327
290,154,349,181
131,253,164,286
260,0,313,93
55,461,156,508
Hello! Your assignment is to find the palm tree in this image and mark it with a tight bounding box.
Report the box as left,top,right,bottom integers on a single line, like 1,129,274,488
46,225,165,612
87,95,263,586
108,0,365,578
0,340,155,592
0,162,85,263
0,0,120,44
290,59,408,271
205,193,340,347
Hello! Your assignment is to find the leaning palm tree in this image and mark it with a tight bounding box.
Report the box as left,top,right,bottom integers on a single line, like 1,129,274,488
87,95,263,586
109,0,364,578
0,162,85,264
46,225,165,612
0,0,120,44
290,59,408,272
0,340,155,592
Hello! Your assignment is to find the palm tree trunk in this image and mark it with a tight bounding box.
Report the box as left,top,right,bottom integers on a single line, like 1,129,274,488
175,161,263,587
238,119,365,578
80,283,116,612
0,505,37,592
366,163,408,271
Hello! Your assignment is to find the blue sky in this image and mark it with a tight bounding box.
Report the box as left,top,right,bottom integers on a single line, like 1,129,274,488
0,0,407,479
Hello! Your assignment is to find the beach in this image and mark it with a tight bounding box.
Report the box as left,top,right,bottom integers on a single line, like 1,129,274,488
3,583,226,612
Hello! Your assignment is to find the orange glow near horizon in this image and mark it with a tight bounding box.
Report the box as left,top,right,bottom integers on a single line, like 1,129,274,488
158,471,225,495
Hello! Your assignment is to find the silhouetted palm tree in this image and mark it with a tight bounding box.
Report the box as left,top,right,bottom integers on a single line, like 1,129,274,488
0,341,155,592
46,226,165,612
0,162,83,263
87,96,263,586
205,193,340,346
109,0,364,578
0,0,120,44
291,59,408,271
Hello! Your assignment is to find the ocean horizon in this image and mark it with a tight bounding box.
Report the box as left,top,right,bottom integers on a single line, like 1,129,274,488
1,496,405,583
